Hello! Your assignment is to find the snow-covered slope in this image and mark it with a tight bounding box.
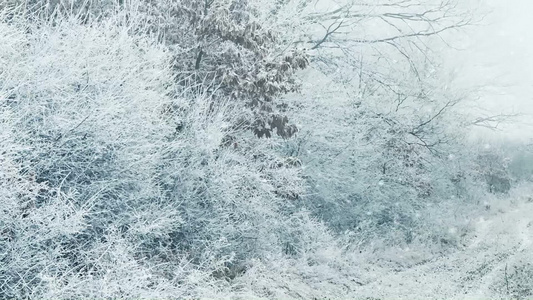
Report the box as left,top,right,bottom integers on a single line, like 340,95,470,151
356,187,533,299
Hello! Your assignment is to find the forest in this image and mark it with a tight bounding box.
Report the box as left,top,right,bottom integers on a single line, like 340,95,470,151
1,0,532,299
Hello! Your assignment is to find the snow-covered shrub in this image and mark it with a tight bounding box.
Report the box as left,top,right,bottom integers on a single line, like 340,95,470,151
508,150,533,182
257,0,484,251
0,3,346,298
13,0,312,139
134,0,309,138
473,145,512,194
0,7,212,298
492,140,533,183
282,64,485,251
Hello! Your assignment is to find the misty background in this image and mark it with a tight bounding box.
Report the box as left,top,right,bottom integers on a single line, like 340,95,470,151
458,0,533,141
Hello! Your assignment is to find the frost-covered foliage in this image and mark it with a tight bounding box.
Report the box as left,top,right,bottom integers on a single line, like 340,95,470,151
274,0,481,245
0,4,347,299
282,69,480,250
1,8,192,298
272,0,489,249
1,0,530,299
136,0,309,139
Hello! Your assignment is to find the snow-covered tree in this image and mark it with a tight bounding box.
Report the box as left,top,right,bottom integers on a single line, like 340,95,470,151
133,0,309,139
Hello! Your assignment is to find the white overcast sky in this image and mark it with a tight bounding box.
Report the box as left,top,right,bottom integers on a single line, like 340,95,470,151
314,0,532,141
455,0,533,141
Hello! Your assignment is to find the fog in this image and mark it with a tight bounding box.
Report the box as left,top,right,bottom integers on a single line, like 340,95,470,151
457,0,533,141
316,0,533,141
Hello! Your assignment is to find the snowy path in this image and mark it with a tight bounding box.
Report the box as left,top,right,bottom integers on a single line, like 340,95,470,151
355,198,533,299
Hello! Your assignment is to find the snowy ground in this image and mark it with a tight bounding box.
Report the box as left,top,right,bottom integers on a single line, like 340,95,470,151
355,188,533,299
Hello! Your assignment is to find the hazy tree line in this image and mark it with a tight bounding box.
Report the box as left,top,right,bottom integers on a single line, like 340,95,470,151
1,0,531,298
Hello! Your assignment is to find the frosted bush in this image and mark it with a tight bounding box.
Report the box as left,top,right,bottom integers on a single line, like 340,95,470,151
0,6,202,298
0,3,346,298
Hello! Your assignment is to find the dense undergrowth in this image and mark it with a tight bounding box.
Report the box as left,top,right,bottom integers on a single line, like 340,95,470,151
1,1,531,299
